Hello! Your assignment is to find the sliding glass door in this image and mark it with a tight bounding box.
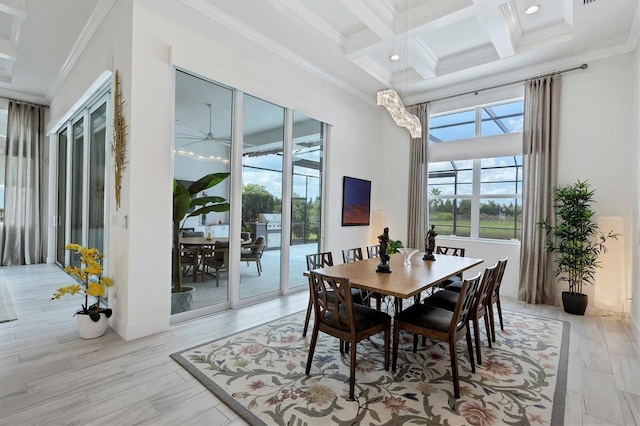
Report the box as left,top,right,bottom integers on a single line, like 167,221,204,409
54,92,110,269
289,112,323,290
240,95,284,299
174,70,233,312
173,69,326,318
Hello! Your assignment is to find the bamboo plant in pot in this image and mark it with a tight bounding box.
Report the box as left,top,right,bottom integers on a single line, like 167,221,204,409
539,180,619,315
172,173,230,314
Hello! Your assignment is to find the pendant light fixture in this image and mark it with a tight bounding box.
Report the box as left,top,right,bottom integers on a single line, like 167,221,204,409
376,0,421,138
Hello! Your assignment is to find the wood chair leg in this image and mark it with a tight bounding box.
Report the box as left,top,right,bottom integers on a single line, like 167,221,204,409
305,327,319,375
484,312,492,348
383,328,390,371
496,298,504,330
303,299,312,337
488,304,497,343
348,341,357,400
473,318,482,365
466,328,476,373
392,322,400,372
449,339,460,398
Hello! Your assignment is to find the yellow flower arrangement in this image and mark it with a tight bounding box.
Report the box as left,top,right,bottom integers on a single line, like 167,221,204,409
52,243,114,320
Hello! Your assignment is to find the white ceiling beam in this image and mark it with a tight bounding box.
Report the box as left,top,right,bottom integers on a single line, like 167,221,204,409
0,39,17,61
474,1,515,58
436,44,499,76
341,0,394,58
407,39,437,80
340,0,393,40
403,0,476,36
0,0,26,18
265,0,344,46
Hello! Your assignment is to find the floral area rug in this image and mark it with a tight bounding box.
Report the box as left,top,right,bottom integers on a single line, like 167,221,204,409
171,310,568,425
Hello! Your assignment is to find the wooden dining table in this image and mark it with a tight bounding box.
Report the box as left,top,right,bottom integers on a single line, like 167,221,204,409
310,252,483,312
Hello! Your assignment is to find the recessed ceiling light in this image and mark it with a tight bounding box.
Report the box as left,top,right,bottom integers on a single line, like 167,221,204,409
525,5,540,14
390,54,400,61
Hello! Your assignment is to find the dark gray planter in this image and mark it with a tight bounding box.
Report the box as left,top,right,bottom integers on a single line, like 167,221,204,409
562,291,588,315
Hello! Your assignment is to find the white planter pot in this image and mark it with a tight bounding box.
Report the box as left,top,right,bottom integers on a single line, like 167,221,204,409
76,312,109,339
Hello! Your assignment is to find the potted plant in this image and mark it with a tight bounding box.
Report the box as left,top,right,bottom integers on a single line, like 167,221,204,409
52,243,114,338
172,173,230,314
539,180,619,315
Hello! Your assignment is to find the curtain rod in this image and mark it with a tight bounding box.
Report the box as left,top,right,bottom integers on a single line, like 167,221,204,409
419,63,588,105
0,95,49,109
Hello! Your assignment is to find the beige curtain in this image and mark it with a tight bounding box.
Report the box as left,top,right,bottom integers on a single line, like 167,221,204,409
1,101,46,265
518,74,561,304
406,103,429,249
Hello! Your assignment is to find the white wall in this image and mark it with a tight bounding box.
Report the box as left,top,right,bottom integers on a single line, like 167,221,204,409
556,53,637,315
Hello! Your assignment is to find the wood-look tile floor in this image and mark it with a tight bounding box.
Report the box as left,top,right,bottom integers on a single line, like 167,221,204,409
0,264,638,425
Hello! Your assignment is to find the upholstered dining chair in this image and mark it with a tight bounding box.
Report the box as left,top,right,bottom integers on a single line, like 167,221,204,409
423,263,498,364
302,252,368,336
430,245,467,293
487,257,508,343
343,246,386,311
201,240,229,287
366,244,381,258
240,235,266,276
305,271,391,400
303,252,334,337
342,247,363,263
392,272,482,398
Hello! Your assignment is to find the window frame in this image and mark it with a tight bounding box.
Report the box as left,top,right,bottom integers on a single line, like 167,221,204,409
427,98,524,242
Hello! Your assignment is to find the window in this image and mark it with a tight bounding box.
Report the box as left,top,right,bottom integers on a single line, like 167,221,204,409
428,100,523,241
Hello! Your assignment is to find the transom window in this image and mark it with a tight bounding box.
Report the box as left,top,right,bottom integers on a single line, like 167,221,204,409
429,100,523,143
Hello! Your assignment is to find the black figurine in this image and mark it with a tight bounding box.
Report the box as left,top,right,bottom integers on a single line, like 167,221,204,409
376,227,392,273
423,224,437,261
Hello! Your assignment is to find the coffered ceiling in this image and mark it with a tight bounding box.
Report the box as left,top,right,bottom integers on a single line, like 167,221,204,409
0,0,638,106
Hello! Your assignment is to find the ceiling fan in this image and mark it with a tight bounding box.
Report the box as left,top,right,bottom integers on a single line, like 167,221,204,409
175,103,230,146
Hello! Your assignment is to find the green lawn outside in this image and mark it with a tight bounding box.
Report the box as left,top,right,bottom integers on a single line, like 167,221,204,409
430,219,521,241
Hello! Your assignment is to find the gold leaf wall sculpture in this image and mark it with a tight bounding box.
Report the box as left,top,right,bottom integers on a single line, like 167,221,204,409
112,70,127,210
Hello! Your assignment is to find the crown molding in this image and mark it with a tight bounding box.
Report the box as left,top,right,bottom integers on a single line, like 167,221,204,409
46,0,116,101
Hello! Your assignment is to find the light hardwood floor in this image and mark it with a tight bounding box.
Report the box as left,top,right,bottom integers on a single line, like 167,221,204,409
0,264,638,425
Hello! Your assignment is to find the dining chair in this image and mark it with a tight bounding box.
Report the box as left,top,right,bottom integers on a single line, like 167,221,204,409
487,257,508,343
303,252,368,336
429,245,467,293
341,247,379,309
182,230,204,238
303,252,334,337
423,263,498,364
305,271,391,400
180,246,198,278
342,247,363,263
201,241,229,287
366,244,381,259
392,272,482,398
240,235,266,276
